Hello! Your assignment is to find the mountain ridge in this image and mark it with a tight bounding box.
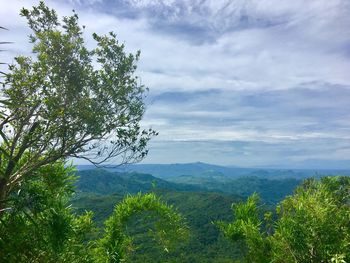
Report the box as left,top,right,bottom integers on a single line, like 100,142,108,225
76,162,350,180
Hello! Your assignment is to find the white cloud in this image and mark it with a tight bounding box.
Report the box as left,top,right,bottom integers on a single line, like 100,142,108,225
1,0,350,166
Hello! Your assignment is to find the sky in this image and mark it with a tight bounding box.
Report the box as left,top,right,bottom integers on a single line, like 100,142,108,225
1,0,350,168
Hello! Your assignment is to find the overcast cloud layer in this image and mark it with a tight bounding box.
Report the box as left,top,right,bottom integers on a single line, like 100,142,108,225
1,0,350,168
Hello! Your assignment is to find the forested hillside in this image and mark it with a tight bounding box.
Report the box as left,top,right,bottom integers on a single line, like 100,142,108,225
72,168,303,262
72,168,350,262
73,169,243,262
169,175,301,204
76,168,302,203
75,169,204,195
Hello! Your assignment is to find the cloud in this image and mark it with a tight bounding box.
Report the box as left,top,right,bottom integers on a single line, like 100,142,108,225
145,84,350,138
144,138,350,167
141,83,350,165
70,0,350,46
1,0,350,167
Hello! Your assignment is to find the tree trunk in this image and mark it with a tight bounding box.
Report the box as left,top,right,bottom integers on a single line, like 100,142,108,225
0,177,8,217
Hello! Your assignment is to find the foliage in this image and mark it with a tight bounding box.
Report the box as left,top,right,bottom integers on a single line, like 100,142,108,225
0,163,186,263
219,176,350,263
2,3,349,263
0,162,94,262
0,1,156,210
94,193,188,263
72,168,309,262
72,183,242,263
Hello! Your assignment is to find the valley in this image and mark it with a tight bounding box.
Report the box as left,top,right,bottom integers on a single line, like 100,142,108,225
72,163,349,262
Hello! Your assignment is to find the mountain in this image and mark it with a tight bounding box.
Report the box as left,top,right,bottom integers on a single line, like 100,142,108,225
73,168,248,262
167,175,301,204
105,162,251,178
77,162,350,181
71,167,311,262
76,163,271,179
75,169,204,195
76,168,302,203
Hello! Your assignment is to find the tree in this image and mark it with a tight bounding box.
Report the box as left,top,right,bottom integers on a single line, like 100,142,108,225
0,2,156,212
0,162,187,262
219,176,350,263
0,162,94,262
94,193,188,263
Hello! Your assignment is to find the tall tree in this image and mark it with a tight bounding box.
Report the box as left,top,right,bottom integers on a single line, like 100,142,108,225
0,2,156,212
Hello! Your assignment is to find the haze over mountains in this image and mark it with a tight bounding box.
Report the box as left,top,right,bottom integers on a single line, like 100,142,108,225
75,162,350,206
77,161,350,180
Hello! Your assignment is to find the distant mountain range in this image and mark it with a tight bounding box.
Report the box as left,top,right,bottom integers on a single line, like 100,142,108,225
77,162,350,180
75,167,327,204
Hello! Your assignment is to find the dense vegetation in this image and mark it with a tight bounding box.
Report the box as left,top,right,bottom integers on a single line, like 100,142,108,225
72,168,350,262
73,189,241,262
75,169,204,195
0,163,187,262
3,162,348,262
219,176,350,262
73,169,242,262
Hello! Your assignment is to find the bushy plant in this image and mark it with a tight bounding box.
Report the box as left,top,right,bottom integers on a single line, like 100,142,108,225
0,162,187,263
219,176,350,263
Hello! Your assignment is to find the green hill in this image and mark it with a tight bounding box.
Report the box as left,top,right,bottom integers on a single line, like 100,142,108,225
76,168,301,204
73,169,244,262
167,175,301,204
72,168,304,262
75,169,203,195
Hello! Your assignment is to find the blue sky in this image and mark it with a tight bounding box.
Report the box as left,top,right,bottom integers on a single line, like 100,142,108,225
1,0,350,168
